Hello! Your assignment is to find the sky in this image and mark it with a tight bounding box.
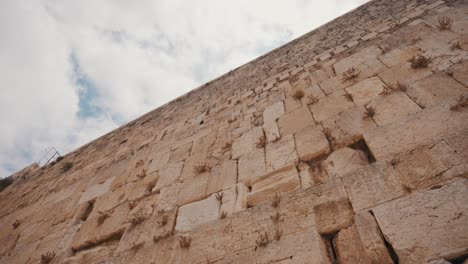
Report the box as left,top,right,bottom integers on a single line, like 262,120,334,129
0,0,368,178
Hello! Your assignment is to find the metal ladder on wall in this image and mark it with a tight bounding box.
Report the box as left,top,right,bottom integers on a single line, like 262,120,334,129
37,147,61,166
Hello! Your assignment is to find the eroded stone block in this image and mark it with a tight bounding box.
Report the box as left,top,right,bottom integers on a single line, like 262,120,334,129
314,199,354,235
345,77,385,106
294,125,330,162
322,147,368,180
309,92,355,122
175,194,220,232
238,148,266,186
277,106,315,136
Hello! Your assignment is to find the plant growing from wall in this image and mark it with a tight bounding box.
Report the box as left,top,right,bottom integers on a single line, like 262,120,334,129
437,16,452,30
179,235,192,248
40,252,55,264
341,67,361,82
193,163,210,174
409,55,430,69
292,89,305,100
256,231,269,247
61,162,73,173
12,220,21,229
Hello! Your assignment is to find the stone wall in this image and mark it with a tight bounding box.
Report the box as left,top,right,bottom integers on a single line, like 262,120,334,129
1,0,467,263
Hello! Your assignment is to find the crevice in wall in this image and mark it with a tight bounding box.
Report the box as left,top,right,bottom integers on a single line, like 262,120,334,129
368,210,399,264
449,254,468,264
321,233,339,264
348,138,376,163
72,229,125,253
80,200,95,222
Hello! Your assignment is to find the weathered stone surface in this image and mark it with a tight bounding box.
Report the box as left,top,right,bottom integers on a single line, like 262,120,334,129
294,125,330,162
334,45,383,74
444,128,468,163
395,141,463,190
322,106,377,148
408,73,467,108
177,172,209,206
314,199,354,235
342,161,406,212
206,159,237,195
368,91,421,126
265,134,297,171
345,77,385,106
175,194,220,232
309,92,355,122
154,161,184,191
219,186,236,217
378,46,420,67
262,101,285,142
63,244,118,264
451,60,468,86
277,106,315,136
247,163,300,206
322,147,368,179
78,177,115,205
373,179,468,263
365,96,468,160
231,126,264,159
234,183,249,213
147,151,171,174
169,142,192,163
238,148,266,186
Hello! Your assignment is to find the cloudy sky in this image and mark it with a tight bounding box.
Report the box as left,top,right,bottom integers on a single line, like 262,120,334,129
0,0,368,178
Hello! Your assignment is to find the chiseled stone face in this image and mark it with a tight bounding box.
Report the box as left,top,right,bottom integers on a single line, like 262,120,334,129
175,194,220,232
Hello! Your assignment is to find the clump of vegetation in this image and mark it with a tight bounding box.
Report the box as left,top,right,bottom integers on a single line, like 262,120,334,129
323,127,336,147
222,141,232,150
381,82,409,95
40,252,55,264
256,136,267,149
61,161,73,173
363,105,376,119
127,209,146,226
12,220,21,229
256,232,269,247
0,177,13,192
193,163,210,174
128,201,137,210
450,41,461,51
97,211,110,226
270,212,282,224
409,55,430,69
307,94,319,105
341,67,361,82
292,89,305,100
344,93,353,102
219,210,227,219
179,235,192,248
157,212,168,227
437,16,453,30
450,94,468,111
153,233,172,244
271,192,281,208
136,168,147,179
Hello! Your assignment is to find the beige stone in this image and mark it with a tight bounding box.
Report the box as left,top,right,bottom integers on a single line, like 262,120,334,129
365,96,468,160
247,163,300,206
231,126,264,159
378,62,432,85
277,106,315,136
77,177,115,205
395,141,463,190
263,101,285,142
373,179,468,263
175,194,220,232
309,92,355,122
206,159,237,195
408,73,467,108
334,45,383,74
169,142,192,163
238,148,266,186
322,147,368,179
154,161,184,191
445,128,468,162
377,46,420,67
265,134,297,171
234,183,249,213
147,151,170,174
451,60,468,86
322,106,377,148
345,77,385,106
219,186,236,216
342,161,405,211
369,91,421,126
314,199,354,235
319,75,355,95
155,183,179,212
177,172,209,206
294,125,330,162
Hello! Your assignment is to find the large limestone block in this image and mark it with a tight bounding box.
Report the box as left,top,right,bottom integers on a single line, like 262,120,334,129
378,62,432,85
175,194,220,232
365,96,468,160
408,73,467,108
234,183,249,213
334,45,383,74
154,161,184,191
78,176,115,205
373,179,468,263
368,91,421,126
265,134,297,171
247,163,300,206
206,159,237,195
277,106,315,136
322,106,377,148
322,147,368,179
309,92,355,122
314,198,354,235
72,201,130,251
219,186,236,217
177,172,209,206
294,125,330,162
155,183,179,212
231,126,264,159
263,121,280,143
345,77,385,106
342,161,406,212
318,75,354,95
395,141,463,190
169,142,192,163
263,101,285,124
238,148,266,186
147,150,170,174
378,46,420,67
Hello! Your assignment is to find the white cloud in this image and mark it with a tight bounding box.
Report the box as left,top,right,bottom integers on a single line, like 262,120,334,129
0,0,368,177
